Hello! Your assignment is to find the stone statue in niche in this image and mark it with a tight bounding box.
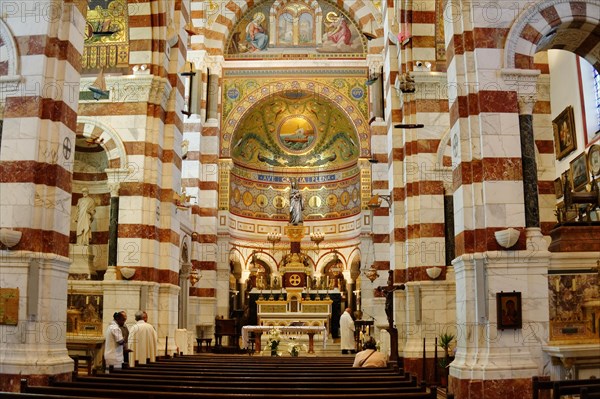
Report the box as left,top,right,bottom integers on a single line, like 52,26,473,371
75,187,96,246
289,179,304,225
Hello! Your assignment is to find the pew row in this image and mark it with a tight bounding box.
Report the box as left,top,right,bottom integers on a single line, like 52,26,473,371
532,376,600,399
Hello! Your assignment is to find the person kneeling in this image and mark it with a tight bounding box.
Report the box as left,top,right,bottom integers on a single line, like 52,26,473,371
353,337,387,368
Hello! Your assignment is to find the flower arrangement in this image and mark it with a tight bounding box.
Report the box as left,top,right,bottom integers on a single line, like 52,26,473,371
265,328,281,356
287,337,307,357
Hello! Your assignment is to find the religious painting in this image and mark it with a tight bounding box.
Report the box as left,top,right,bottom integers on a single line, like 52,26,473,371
553,106,577,160
497,292,522,330
588,144,600,177
83,0,129,69
277,116,316,153
228,7,271,54
225,1,367,57
570,152,589,192
554,177,563,199
318,11,363,53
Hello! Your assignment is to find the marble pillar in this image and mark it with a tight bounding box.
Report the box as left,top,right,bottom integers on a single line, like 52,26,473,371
518,95,540,228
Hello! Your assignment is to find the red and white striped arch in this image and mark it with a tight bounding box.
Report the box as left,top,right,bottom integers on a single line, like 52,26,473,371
0,19,20,90
76,117,129,170
504,0,600,70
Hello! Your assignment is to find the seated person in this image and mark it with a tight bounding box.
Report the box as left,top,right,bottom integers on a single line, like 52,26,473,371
352,337,387,368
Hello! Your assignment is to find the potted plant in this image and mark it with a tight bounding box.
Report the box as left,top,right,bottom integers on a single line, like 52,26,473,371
438,333,455,387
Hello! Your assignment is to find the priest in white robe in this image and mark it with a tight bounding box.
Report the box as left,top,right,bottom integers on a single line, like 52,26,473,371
339,307,356,354
129,311,158,366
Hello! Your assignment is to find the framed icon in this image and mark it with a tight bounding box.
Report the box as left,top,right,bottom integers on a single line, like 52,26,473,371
496,292,522,330
588,144,600,177
570,152,589,192
552,106,577,160
553,177,563,199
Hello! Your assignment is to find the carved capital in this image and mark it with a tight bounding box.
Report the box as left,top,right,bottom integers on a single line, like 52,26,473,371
517,94,537,115
206,55,225,76
366,54,384,75
107,183,120,197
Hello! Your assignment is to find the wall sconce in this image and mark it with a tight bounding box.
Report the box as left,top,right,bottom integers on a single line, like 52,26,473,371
189,269,201,286
415,61,432,71
180,62,196,117
363,266,380,283
267,231,282,246
367,194,392,209
365,72,380,86
310,231,324,246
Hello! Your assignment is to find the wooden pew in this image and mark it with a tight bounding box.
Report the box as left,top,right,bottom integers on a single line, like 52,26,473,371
0,394,111,399
78,374,417,387
21,380,439,399
52,380,429,395
532,376,600,399
581,386,600,399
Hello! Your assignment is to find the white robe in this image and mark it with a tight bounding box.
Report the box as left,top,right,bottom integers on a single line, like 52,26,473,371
339,311,355,351
104,320,124,368
128,320,158,366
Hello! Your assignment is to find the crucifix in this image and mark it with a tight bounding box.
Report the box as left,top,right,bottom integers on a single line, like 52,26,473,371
376,270,405,364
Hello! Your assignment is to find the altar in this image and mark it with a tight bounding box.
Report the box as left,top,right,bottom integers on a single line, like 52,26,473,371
242,325,327,354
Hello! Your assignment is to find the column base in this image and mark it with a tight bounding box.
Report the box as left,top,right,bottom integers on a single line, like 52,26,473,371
449,376,533,399
0,371,71,392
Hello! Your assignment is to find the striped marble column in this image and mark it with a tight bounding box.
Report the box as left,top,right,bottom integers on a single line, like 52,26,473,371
0,0,86,390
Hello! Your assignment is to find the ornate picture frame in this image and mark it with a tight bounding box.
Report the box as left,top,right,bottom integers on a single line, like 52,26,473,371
588,144,600,177
554,177,563,199
570,152,589,192
497,292,522,330
553,106,577,160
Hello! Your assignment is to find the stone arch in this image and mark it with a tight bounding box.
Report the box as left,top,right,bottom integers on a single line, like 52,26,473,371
221,80,370,158
0,18,21,91
76,116,129,170
504,0,600,70
198,0,383,55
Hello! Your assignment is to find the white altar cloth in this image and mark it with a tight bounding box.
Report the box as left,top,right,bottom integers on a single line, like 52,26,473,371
241,325,327,349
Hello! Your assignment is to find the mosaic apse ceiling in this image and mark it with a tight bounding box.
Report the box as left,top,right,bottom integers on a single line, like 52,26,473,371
229,90,360,170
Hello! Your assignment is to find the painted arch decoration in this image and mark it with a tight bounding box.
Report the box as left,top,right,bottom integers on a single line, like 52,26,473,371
221,74,371,158
225,0,367,58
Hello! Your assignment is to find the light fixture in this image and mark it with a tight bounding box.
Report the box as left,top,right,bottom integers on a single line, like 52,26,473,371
364,266,379,283
180,62,196,117
394,124,424,129
89,69,109,100
365,73,380,86
189,269,201,286
367,194,392,209
310,231,324,246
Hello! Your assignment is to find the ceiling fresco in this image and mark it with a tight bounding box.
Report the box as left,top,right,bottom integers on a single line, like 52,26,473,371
229,90,360,170
225,0,367,59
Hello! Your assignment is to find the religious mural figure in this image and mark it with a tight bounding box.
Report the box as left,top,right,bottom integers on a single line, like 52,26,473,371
289,179,304,225
326,15,351,46
75,187,96,246
246,12,268,52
